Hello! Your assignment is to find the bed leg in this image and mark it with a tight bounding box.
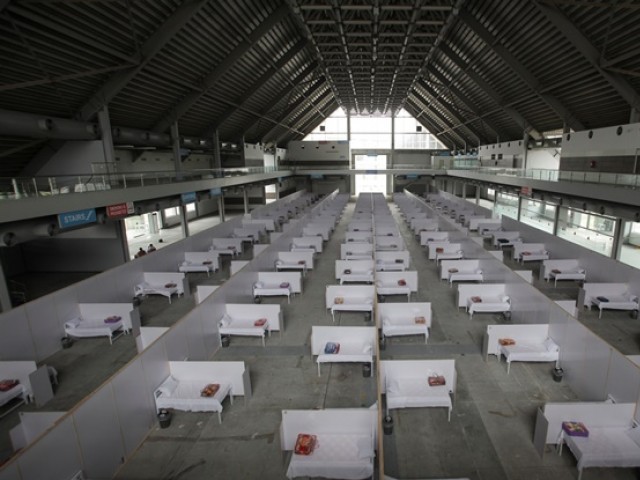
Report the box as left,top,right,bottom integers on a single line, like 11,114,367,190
217,411,222,424
317,363,321,376
507,361,511,374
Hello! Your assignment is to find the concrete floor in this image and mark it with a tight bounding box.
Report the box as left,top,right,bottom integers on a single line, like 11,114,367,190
2,197,640,479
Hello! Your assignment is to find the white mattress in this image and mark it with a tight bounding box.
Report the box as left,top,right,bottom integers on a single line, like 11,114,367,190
520,251,548,262
155,380,231,413
64,318,124,339
549,269,585,285
592,295,638,312
500,344,559,363
0,383,26,407
375,261,405,272
382,318,428,339
179,263,213,274
340,271,374,284
564,426,640,472
286,433,374,480
386,378,452,411
331,298,373,313
254,285,291,299
219,318,269,337
317,343,372,365
136,284,178,299
376,283,411,297
449,271,483,284
467,296,510,315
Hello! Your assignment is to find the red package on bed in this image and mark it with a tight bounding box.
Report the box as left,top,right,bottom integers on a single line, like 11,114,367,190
202,260,213,265
428,375,446,387
562,421,589,437
0,379,19,392
294,433,317,455
471,296,482,303
448,268,459,273
298,260,306,265
498,338,516,346
551,269,561,274
200,383,220,397
435,247,444,253
254,318,267,327
414,316,426,324
397,279,407,286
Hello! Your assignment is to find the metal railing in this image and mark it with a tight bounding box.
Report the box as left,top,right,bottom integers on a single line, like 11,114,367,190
450,167,640,189
0,166,280,200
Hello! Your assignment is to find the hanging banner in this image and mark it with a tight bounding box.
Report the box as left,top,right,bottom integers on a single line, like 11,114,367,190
106,202,134,218
58,208,96,229
210,187,222,197
181,192,197,204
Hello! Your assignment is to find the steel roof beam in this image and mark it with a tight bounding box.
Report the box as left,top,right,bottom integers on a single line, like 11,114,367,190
239,62,320,137
409,92,469,146
534,0,640,112
276,96,336,144
459,9,584,132
439,43,542,140
428,69,502,141
404,98,454,149
263,87,332,143
414,81,485,143
78,0,209,121
153,3,290,133
201,39,308,137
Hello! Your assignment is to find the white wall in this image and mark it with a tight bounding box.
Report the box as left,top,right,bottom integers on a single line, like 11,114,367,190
287,141,350,161
527,148,560,170
562,123,640,157
37,141,106,176
479,139,525,159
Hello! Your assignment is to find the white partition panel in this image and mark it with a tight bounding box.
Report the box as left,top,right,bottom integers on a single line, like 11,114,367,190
0,308,36,360
561,319,592,399
111,359,155,456
10,412,65,451
164,320,190,361
0,461,20,480
581,333,614,400
17,416,82,480
140,339,171,400
184,311,208,361
606,352,640,404
73,385,126,479
25,297,63,360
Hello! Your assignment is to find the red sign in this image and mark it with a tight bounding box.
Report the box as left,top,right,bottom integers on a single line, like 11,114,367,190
106,202,134,218
520,186,532,196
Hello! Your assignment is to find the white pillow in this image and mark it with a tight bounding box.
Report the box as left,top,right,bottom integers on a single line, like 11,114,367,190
220,314,232,327
382,316,390,326
362,344,372,354
627,426,640,447
543,338,559,352
158,376,179,396
386,379,400,395
254,281,264,289
501,295,510,303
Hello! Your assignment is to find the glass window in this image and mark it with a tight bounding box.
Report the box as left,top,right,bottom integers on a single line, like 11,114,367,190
494,192,518,220
557,207,614,256
520,199,555,233
304,108,348,141
393,108,446,150
619,220,640,269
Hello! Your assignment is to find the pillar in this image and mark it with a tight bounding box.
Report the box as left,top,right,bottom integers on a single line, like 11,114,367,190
517,196,523,221
0,266,13,313
462,182,467,200
611,217,624,260
217,195,225,223
475,186,480,205
171,122,182,176
243,187,249,214
147,213,159,234
552,204,562,236
98,106,115,164
275,181,281,200
117,219,131,262
522,132,529,170
180,205,189,238
212,129,222,171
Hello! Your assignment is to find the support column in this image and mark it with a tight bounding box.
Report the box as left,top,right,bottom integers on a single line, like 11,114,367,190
275,181,280,200
552,204,562,236
475,186,480,205
462,182,467,200
630,108,639,124
347,110,351,143
517,196,523,221
118,219,131,262
240,137,246,167
212,129,222,171
611,217,624,260
0,266,13,313
147,213,159,234
522,132,530,170
390,113,395,168
98,106,116,180
243,187,249,214
171,122,182,176
217,195,225,223
180,205,190,238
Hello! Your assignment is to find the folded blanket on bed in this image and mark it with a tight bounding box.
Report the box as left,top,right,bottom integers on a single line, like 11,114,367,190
497,238,508,243
0,379,19,391
324,342,340,354
498,338,516,346
164,283,177,288
200,383,220,397
414,316,426,324
294,433,317,455
597,296,609,302
104,315,121,324
448,268,459,273
65,318,81,329
254,318,267,327
471,296,482,303
279,282,290,288
397,279,407,286
551,269,561,274
428,375,446,386
562,421,589,437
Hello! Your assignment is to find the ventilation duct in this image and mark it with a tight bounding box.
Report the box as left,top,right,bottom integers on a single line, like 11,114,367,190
0,220,59,247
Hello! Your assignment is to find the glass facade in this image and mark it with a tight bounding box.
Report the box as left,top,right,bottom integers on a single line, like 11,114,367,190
520,199,555,233
556,208,615,256
494,192,518,220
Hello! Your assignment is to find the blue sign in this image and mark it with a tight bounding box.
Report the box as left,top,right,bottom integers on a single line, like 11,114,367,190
365,169,378,174
310,174,324,179
181,192,197,204
58,208,96,229
210,187,222,197
406,174,419,180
